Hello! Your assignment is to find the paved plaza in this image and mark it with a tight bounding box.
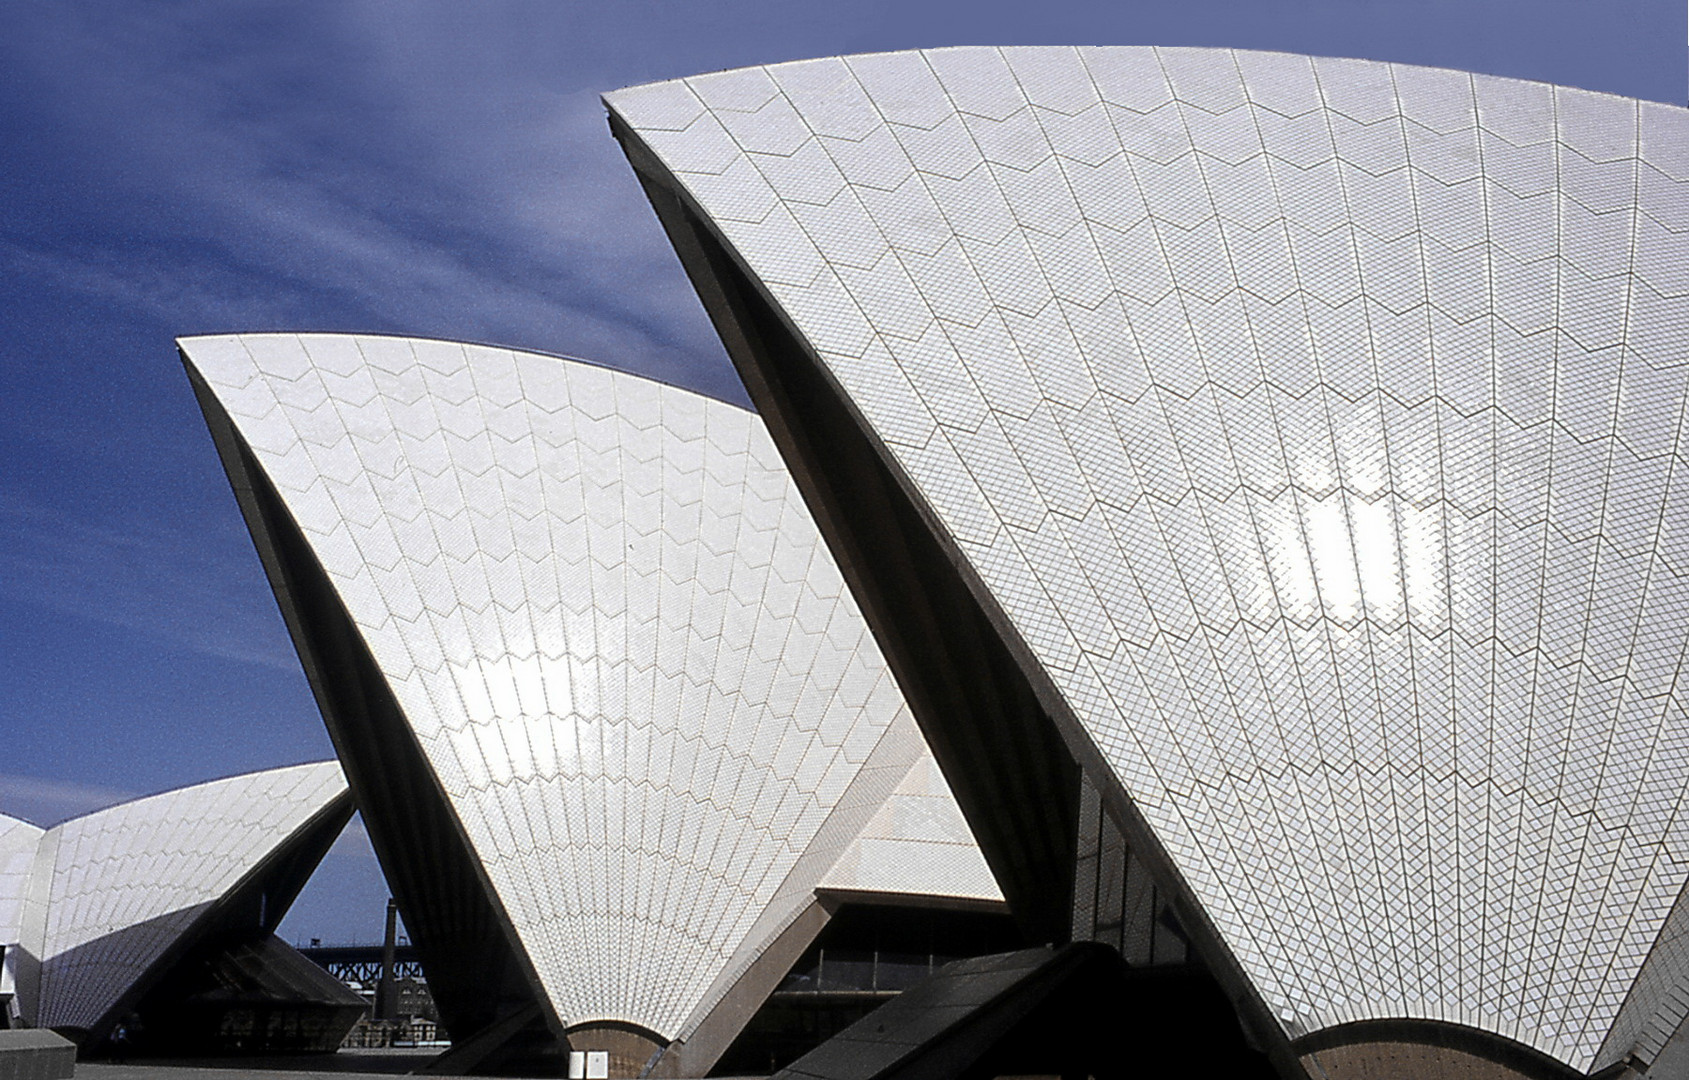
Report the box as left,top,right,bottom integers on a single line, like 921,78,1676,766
71,1059,767,1080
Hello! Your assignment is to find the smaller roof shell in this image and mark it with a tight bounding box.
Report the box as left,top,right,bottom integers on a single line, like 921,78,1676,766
821,751,999,903
3,761,349,1035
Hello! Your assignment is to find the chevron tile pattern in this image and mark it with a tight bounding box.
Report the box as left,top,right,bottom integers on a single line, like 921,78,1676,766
608,46,1689,1071
182,334,991,1042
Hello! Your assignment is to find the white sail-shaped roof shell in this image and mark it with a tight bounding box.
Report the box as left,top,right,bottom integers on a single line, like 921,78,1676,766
181,334,993,1043
607,47,1689,1073
9,761,348,1032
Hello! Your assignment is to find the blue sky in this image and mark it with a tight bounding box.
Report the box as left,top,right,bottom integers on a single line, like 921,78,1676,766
1,0,1681,945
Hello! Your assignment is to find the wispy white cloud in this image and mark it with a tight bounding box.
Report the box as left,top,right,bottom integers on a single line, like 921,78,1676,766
0,480,300,671
0,773,136,827
2,3,744,402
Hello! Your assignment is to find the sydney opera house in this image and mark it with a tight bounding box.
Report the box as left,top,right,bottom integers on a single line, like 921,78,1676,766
8,41,1686,1080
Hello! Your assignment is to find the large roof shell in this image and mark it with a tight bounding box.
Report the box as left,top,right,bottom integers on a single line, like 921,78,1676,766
180,334,998,1046
607,46,1689,1073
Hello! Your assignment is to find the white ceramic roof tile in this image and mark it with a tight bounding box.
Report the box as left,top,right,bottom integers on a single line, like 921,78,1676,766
30,761,345,1032
182,334,1000,1043
0,814,44,951
820,748,1002,902
609,47,1689,1074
